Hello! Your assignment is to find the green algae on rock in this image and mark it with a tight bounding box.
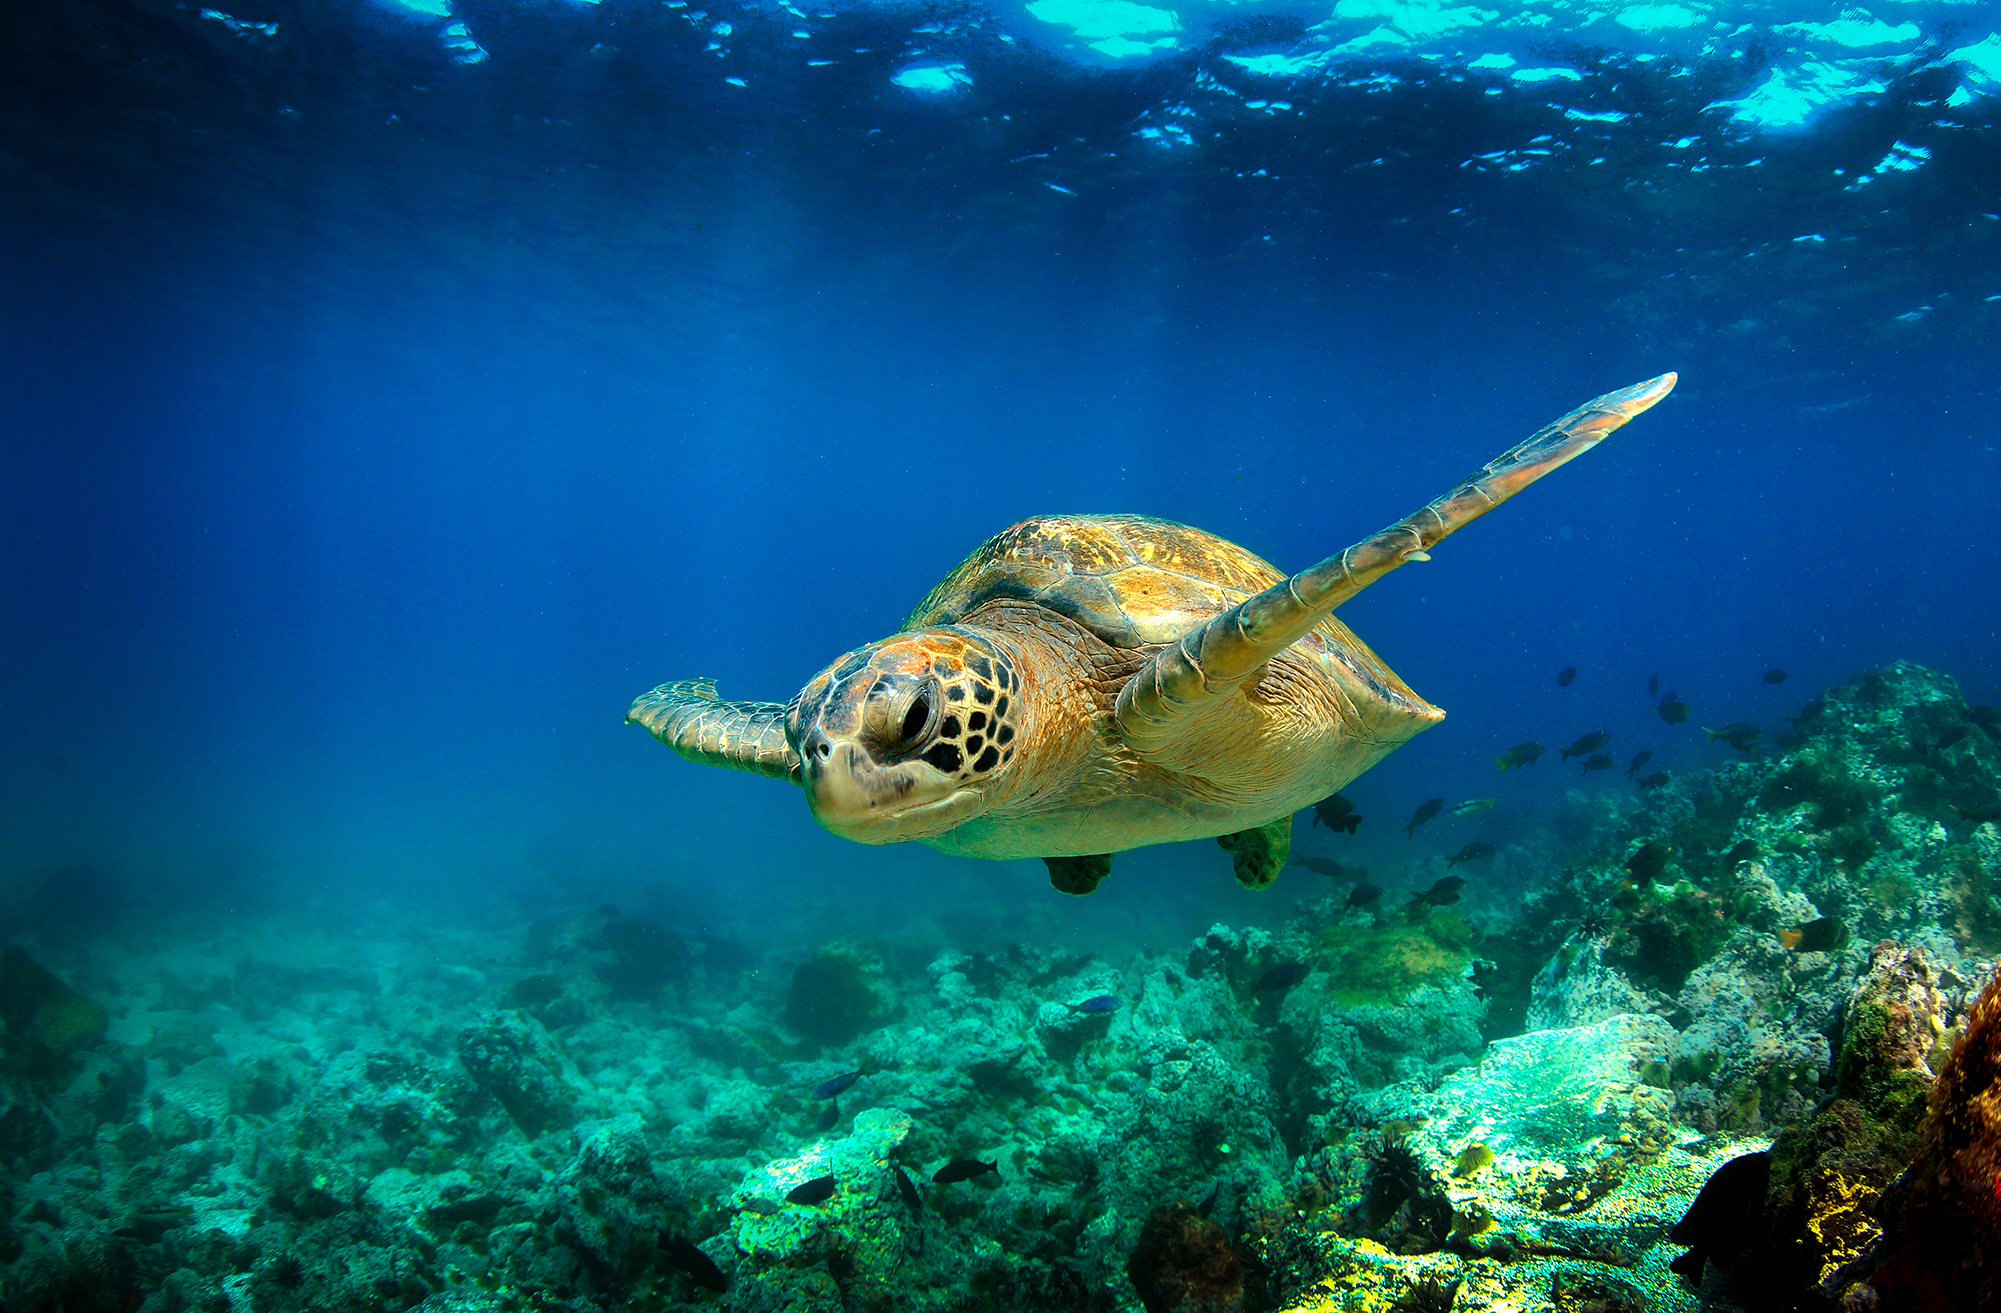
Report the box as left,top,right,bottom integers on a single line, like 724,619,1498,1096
783,941,898,1047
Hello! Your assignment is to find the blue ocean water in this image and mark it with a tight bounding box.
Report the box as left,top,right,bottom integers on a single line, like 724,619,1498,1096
2,0,1998,941
1,4,1999,1305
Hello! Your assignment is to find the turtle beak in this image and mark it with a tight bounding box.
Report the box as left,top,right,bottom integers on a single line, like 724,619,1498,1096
802,738,979,843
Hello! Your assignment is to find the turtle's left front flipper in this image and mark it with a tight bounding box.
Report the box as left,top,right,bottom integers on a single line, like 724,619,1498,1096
1116,373,1676,757
628,679,802,784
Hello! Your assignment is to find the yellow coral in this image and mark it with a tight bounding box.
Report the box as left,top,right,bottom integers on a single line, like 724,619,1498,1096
1803,1168,1883,1288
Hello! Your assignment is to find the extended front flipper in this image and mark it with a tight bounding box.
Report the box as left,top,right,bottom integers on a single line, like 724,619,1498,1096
1115,373,1677,757
627,679,802,784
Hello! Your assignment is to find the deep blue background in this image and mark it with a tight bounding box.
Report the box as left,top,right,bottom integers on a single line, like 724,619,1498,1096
3,0,1999,957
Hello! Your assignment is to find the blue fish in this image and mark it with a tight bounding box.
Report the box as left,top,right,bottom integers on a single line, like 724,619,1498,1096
1069,994,1120,1014
811,1067,868,1100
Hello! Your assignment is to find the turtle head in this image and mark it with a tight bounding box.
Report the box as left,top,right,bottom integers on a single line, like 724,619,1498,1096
788,628,1022,845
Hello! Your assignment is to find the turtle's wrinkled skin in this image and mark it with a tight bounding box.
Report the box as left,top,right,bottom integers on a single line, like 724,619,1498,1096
630,374,1676,894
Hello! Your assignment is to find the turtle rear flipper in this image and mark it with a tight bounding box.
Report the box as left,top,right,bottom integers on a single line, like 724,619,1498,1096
1115,374,1676,759
628,679,802,784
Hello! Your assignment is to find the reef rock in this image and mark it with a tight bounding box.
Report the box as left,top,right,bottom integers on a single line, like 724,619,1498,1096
1307,1012,1767,1310
1867,961,2001,1311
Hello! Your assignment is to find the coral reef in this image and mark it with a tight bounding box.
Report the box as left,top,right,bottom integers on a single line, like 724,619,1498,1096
1866,962,2001,1312
1125,1202,1245,1313
0,661,1997,1313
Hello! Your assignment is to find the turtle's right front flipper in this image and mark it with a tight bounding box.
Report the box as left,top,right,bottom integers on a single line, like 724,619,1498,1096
1116,373,1676,758
628,679,802,784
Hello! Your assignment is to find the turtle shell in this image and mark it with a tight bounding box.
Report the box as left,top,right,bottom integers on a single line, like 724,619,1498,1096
905,514,1304,647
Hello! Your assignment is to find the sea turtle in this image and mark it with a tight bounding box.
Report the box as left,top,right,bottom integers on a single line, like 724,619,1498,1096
629,374,1675,895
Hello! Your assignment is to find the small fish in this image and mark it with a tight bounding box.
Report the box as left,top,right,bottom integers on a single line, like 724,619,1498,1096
1764,669,1788,684
1636,770,1671,790
1780,918,1845,952
1624,841,1672,882
663,1235,729,1292
1579,753,1614,775
817,1102,840,1131
113,1205,196,1243
811,1067,869,1100
1254,962,1311,992
1704,723,1762,754
1559,731,1610,762
894,1165,922,1214
1448,799,1495,817
1784,698,1828,729
1623,751,1654,777
1557,666,1577,687
1196,1180,1222,1218
1424,875,1470,904
932,1159,1000,1185
1968,705,2000,736
1648,673,1662,696
1346,882,1384,909
1494,742,1546,772
1069,994,1120,1014
1657,692,1692,724
1444,843,1494,869
786,1176,838,1205
1725,839,1760,866
1949,799,2001,827
1290,854,1351,880
739,1197,783,1217
1402,797,1446,838
1310,793,1362,834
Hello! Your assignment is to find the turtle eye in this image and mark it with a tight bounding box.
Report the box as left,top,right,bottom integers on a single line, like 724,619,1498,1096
899,696,932,744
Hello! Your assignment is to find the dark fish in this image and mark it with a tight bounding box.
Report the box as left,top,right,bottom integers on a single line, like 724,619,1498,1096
1949,798,2001,827
1624,841,1672,882
1444,842,1494,869
1704,723,1762,754
1310,793,1362,834
1579,753,1614,775
786,1176,838,1205
663,1235,729,1292
1424,875,1469,904
1648,673,1662,696
1346,882,1384,909
1254,962,1311,992
1402,797,1446,838
1197,1180,1222,1218
1968,705,2000,735
1559,731,1610,762
1781,918,1845,952
1669,1151,1772,1289
1637,771,1671,790
1290,854,1351,880
1069,993,1120,1014
1932,725,1969,752
1623,750,1654,777
811,1069,866,1100
1557,666,1577,687
1494,742,1546,771
932,1158,1000,1185
1764,669,1788,684
817,1102,840,1130
894,1165,922,1214
113,1205,196,1243
1725,839,1760,866
1784,698,1828,729
1657,691,1692,724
